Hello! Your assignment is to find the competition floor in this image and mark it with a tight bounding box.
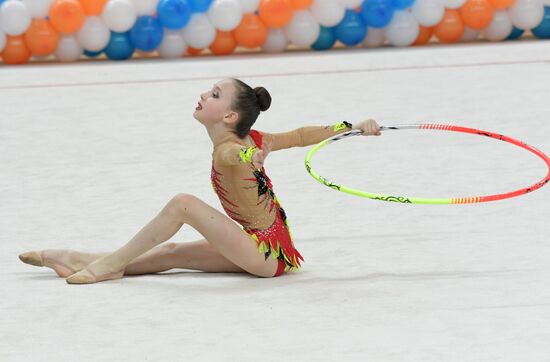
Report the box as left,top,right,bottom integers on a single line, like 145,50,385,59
2,40,550,361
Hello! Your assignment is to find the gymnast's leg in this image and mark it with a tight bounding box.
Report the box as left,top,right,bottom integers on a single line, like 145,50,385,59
19,239,245,277
65,193,278,283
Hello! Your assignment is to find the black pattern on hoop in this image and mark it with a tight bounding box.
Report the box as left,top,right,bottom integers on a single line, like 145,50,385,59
305,161,312,175
330,131,360,142
373,195,412,203
319,176,341,191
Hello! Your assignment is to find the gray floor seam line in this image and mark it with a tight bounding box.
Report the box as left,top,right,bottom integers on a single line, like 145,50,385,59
1,59,549,90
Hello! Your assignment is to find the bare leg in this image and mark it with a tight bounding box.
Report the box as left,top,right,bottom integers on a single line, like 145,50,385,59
62,240,247,276
65,195,193,283
21,240,244,277
124,240,245,275
65,193,276,283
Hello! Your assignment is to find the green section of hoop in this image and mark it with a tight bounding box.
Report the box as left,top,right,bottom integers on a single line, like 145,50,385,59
304,132,453,205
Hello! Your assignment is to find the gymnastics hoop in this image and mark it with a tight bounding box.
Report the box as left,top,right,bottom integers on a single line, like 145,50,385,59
304,124,550,204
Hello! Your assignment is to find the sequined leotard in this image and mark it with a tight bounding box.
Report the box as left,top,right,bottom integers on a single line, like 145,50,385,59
210,122,353,273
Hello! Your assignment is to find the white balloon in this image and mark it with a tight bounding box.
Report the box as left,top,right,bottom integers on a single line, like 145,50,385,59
339,0,364,8
481,10,512,40
181,13,216,48
239,0,259,12
76,16,111,52
0,31,6,52
310,0,346,27
208,0,243,31
261,28,288,53
460,26,479,41
22,0,52,18
54,35,83,61
0,0,32,36
102,0,137,32
131,0,159,15
283,10,320,47
508,0,544,29
159,29,186,58
363,27,386,47
411,0,445,26
385,10,419,46
444,0,466,9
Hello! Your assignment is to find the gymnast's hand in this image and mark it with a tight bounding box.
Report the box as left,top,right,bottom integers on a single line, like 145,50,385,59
251,139,273,170
353,119,381,136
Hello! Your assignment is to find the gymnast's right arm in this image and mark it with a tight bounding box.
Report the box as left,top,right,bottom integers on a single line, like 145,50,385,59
260,121,354,151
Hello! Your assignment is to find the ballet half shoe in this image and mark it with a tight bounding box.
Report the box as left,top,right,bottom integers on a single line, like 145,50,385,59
19,251,44,267
66,268,124,284
19,250,76,277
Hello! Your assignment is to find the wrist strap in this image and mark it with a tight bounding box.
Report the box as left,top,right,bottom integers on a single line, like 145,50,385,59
333,121,353,132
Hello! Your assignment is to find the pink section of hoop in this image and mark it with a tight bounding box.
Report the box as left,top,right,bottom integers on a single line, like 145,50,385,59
417,124,550,203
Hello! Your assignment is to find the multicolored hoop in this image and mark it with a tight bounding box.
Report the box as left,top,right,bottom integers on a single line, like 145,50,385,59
304,124,550,204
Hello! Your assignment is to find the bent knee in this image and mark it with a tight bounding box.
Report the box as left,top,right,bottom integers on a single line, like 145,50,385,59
166,193,201,218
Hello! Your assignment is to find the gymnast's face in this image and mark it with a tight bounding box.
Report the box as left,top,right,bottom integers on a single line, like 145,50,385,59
193,79,239,129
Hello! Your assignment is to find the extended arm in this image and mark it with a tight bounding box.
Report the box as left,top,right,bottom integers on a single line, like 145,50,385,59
262,121,354,151
214,120,379,166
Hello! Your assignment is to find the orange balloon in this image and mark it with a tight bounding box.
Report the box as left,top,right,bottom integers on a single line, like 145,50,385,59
459,0,494,30
413,26,433,46
48,0,86,34
80,0,108,15
1,36,32,65
434,9,465,43
24,19,60,56
488,0,516,9
209,31,237,56
233,13,268,48
187,47,203,56
290,0,313,9
259,0,293,28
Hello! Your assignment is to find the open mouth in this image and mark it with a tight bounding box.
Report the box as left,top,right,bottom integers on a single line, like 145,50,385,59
196,102,202,111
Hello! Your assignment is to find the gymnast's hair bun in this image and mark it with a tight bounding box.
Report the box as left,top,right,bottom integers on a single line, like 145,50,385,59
253,87,272,112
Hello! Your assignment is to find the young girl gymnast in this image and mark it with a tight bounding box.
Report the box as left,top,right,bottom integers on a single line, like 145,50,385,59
19,78,382,284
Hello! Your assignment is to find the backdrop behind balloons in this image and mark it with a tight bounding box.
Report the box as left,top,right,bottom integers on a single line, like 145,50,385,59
0,0,548,64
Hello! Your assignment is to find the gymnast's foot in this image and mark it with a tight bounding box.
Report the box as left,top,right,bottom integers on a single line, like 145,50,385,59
19,249,91,278
66,256,125,284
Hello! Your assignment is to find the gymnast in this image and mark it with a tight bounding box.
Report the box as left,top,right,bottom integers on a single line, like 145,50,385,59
19,78,381,284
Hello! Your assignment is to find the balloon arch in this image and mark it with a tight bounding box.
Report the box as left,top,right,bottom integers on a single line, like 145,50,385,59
0,0,549,64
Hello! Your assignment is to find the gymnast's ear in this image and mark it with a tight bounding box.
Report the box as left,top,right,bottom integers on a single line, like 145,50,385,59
223,111,239,125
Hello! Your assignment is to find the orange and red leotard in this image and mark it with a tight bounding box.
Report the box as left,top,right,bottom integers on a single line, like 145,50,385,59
210,121,353,274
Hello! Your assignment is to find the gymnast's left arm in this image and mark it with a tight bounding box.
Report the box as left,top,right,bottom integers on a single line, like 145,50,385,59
260,120,380,150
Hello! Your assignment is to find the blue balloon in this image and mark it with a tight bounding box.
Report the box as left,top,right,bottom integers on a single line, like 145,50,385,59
105,32,135,60
335,10,367,46
188,0,212,12
506,26,525,40
129,16,164,51
391,0,415,10
312,26,337,51
84,49,103,58
532,6,550,39
360,0,395,28
157,0,192,29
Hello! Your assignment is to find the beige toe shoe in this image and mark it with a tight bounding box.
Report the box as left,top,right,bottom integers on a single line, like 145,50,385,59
66,268,124,284
19,251,44,267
